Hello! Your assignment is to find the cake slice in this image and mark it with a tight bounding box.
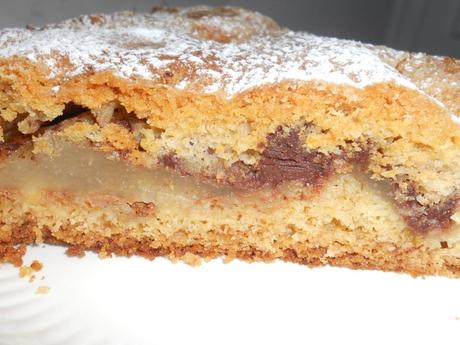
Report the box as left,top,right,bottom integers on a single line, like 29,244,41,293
1,6,460,276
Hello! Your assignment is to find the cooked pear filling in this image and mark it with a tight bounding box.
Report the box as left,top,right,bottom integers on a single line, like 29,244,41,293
0,142,321,220
0,144,238,204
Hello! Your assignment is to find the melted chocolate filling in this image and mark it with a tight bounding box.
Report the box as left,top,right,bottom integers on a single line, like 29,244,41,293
256,128,334,186
224,127,370,189
160,126,458,234
159,128,340,189
394,183,458,233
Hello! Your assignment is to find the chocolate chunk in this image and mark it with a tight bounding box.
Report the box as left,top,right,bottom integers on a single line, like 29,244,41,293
394,183,459,233
161,126,369,190
256,128,334,186
343,141,372,165
404,198,458,233
224,127,335,188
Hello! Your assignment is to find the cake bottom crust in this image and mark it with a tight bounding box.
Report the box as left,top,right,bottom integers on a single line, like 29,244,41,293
1,216,459,278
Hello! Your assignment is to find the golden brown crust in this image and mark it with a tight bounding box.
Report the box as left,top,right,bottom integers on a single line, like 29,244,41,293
375,45,460,115
0,220,453,277
0,243,26,267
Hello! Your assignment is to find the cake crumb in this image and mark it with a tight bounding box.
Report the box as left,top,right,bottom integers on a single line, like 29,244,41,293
98,250,112,259
66,245,86,257
36,285,50,295
0,244,26,267
180,252,203,266
31,260,43,272
19,265,34,278
223,251,237,264
455,316,459,320
223,255,235,264
19,260,44,279
28,274,36,283
203,256,213,263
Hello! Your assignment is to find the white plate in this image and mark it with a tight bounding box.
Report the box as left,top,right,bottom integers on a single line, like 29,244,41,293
1,244,460,345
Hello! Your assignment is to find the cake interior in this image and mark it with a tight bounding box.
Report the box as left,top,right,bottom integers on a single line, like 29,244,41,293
0,80,459,277
1,131,460,276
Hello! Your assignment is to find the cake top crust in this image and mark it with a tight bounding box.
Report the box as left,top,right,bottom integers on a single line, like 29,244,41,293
0,6,416,95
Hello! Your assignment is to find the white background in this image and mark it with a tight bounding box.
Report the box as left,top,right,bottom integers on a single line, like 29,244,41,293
1,245,460,345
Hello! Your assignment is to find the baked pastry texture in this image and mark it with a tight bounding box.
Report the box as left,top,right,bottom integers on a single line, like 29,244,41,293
1,6,460,276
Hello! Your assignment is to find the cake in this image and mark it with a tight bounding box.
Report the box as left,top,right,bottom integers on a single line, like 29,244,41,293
1,6,460,276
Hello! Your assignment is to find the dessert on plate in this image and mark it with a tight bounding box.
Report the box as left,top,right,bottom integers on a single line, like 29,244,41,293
1,6,460,276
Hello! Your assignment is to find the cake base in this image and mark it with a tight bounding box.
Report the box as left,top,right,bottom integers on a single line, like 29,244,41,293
1,219,458,277
1,172,459,277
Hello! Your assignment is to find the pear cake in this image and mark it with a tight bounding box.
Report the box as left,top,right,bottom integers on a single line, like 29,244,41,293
1,6,460,276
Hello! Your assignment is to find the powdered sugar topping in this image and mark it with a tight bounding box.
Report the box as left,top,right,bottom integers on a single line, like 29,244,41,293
0,6,417,96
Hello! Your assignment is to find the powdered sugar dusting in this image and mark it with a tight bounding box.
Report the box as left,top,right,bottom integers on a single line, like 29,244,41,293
0,6,416,96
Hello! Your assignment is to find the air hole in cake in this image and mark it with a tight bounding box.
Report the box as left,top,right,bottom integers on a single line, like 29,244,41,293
151,127,165,139
42,102,88,128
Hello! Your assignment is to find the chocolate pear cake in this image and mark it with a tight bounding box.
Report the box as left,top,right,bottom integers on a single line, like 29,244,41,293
1,6,460,276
